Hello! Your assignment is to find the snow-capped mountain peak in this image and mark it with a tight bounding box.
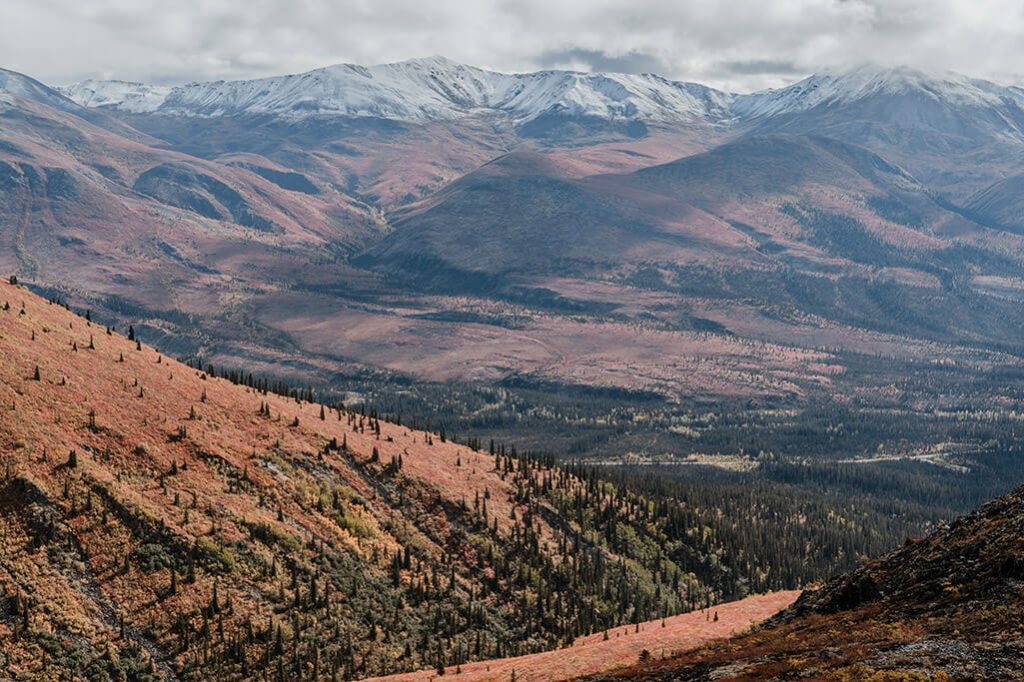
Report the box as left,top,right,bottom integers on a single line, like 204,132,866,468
731,63,1024,119
0,68,81,112
56,79,172,113
57,57,735,125
54,59,1024,131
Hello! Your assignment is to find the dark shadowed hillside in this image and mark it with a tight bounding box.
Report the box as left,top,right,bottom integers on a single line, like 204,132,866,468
581,480,1024,679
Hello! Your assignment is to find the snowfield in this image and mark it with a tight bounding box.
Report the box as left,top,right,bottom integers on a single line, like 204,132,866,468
57,55,735,123
44,57,1024,135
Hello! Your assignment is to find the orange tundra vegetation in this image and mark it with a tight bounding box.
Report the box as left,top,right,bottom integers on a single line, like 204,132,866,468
364,592,796,682
0,279,793,680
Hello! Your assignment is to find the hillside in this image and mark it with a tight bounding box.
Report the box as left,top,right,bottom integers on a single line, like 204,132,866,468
0,279,817,680
0,76,384,319
580,481,1024,680
964,171,1024,232
357,150,703,282
734,64,1024,197
365,592,796,682
361,134,963,282
357,134,1024,374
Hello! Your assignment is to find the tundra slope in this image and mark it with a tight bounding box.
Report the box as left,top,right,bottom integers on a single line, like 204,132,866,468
0,279,800,680
365,592,797,682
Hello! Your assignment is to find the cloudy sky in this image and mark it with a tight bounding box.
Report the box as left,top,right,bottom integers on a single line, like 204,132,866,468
2,0,1023,91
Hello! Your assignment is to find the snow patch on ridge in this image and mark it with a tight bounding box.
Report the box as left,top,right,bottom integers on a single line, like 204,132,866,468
57,80,171,113
732,64,1024,119
0,68,80,112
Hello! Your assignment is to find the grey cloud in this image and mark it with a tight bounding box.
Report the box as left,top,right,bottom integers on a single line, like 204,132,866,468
715,60,803,76
536,49,668,75
0,0,1022,92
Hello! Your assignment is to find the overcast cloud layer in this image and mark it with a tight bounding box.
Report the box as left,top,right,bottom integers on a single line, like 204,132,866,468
2,0,1023,92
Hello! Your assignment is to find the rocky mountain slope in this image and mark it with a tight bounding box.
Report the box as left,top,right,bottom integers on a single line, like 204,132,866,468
2,67,85,113
580,479,1024,679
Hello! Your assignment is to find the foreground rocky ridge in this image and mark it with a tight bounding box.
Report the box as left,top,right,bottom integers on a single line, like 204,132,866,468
581,480,1024,679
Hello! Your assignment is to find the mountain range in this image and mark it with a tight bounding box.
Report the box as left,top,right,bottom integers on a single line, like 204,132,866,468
52,58,1024,131
52,58,1024,195
5,57,1024,417
58,56,733,126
